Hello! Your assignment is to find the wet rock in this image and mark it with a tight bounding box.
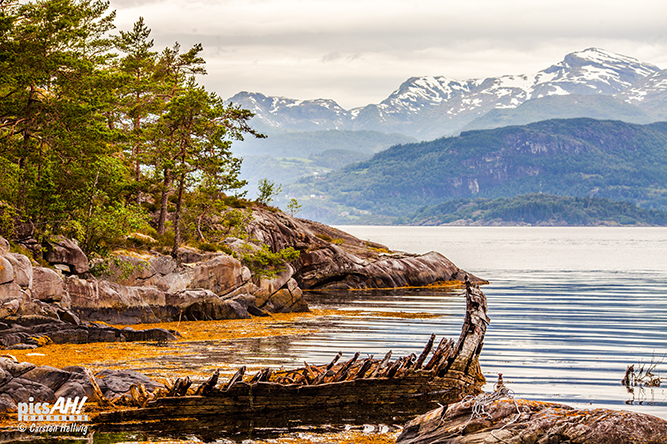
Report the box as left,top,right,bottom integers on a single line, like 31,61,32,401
95,369,164,400
0,358,36,377
163,289,250,321
43,236,89,274
21,366,72,392
32,267,66,302
54,380,88,400
0,316,176,349
2,378,56,403
0,394,17,414
0,362,165,412
397,395,667,444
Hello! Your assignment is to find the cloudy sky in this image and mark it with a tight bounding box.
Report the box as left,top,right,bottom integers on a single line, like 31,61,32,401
109,0,667,110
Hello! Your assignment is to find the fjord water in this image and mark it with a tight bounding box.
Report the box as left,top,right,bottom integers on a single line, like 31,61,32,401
308,227,667,420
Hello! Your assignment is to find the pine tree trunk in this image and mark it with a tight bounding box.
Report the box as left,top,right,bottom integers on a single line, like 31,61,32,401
171,172,185,258
157,170,171,235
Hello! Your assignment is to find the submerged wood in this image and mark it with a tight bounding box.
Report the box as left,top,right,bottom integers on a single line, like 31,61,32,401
96,277,489,429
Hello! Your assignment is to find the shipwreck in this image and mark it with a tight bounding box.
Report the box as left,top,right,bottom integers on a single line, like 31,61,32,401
94,277,490,436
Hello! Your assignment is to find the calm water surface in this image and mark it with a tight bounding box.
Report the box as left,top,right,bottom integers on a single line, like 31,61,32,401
97,227,666,442
318,226,667,419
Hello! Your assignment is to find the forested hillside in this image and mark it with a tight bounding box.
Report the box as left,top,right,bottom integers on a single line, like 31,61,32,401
291,119,667,220
398,194,667,226
0,0,262,255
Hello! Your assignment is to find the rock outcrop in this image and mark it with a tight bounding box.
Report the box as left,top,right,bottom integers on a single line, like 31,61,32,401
0,315,176,350
247,209,485,289
0,235,308,327
0,356,164,414
397,394,667,444
0,207,480,330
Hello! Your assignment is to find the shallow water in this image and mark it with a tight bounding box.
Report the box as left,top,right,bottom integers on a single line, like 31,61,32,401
329,226,667,419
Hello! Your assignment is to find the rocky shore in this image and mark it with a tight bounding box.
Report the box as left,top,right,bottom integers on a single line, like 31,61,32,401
397,393,667,443
0,208,480,346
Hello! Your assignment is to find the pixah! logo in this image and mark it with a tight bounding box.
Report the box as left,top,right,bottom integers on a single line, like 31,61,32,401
17,396,89,435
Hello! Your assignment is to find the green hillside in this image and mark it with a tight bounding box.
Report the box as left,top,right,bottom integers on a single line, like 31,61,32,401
290,119,667,220
398,194,667,226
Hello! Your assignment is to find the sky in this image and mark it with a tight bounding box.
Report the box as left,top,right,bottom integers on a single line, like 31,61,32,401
109,0,667,110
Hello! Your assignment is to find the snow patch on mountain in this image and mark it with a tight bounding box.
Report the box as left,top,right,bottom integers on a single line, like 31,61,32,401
229,48,664,139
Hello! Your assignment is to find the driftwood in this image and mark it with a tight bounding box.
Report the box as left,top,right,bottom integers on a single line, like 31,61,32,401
96,277,489,429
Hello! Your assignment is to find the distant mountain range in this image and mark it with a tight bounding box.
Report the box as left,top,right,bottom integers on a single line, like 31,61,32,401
230,48,667,140
287,119,667,223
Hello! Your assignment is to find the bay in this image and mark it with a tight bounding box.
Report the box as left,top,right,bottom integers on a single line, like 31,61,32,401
322,226,667,419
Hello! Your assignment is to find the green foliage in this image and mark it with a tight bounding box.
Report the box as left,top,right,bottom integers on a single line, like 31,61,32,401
90,256,149,280
241,244,300,278
257,179,282,206
399,193,667,226
315,233,333,242
0,202,17,239
286,198,302,217
0,0,261,255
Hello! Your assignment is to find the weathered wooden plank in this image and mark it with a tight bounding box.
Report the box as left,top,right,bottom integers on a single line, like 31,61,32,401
414,333,436,369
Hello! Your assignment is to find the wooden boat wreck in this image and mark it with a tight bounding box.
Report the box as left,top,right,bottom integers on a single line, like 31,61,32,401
95,278,490,435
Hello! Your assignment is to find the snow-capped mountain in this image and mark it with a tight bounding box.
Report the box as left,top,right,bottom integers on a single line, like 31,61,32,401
228,92,351,132
616,69,667,121
229,49,666,140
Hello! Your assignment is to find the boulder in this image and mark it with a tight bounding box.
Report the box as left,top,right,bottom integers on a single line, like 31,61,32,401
397,395,667,444
105,254,153,285
162,289,250,321
32,267,66,302
1,378,56,403
188,255,250,296
95,369,164,400
0,282,28,308
0,394,17,414
256,278,309,313
0,237,9,254
142,270,191,293
0,316,176,349
20,366,72,392
5,253,32,289
0,358,36,377
0,257,13,285
148,254,177,276
42,236,89,274
0,362,165,412
0,298,22,318
66,277,162,324
253,264,295,299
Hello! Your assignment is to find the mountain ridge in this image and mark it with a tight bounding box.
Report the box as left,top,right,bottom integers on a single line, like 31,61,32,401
229,48,666,140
